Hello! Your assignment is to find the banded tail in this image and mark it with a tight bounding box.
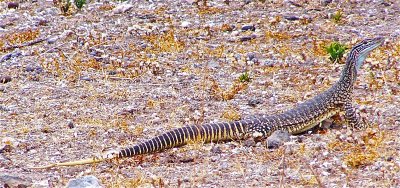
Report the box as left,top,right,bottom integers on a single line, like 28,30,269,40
119,121,249,158
30,120,252,169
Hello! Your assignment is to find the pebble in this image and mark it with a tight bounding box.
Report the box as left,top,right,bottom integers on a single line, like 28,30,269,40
80,76,92,81
67,121,74,129
231,30,240,36
0,175,32,188
247,98,262,107
66,176,102,188
246,52,256,61
284,15,300,21
181,21,191,28
240,35,256,42
241,25,255,31
7,2,19,9
322,0,332,6
0,76,12,84
108,70,117,75
266,130,290,149
211,146,222,154
112,3,133,14
47,36,59,44
25,66,42,73
220,161,229,169
243,138,256,147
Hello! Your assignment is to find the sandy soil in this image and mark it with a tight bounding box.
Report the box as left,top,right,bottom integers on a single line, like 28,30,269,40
1,0,400,187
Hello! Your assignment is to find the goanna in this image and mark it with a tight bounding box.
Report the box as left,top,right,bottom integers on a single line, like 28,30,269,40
32,36,384,169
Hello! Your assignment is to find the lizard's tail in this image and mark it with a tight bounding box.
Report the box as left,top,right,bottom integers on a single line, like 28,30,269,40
30,120,250,169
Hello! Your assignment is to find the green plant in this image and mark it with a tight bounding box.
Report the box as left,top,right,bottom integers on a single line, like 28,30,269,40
60,0,71,14
239,72,251,83
326,42,347,63
332,10,343,23
75,0,86,10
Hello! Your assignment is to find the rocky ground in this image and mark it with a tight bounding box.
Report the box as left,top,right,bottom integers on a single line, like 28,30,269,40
1,0,400,187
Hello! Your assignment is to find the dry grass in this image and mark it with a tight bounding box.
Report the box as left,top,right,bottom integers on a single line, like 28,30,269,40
0,0,399,187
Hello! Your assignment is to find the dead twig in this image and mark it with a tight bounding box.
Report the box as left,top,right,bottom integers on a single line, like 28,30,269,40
1,37,47,51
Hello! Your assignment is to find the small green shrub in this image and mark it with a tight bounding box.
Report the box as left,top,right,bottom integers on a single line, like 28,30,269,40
332,10,343,23
239,72,251,83
61,0,71,14
326,42,347,63
75,0,86,10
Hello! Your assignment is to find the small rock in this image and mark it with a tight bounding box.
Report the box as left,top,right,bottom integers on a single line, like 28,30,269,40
0,86,5,92
241,25,255,31
240,35,256,42
66,176,102,188
220,162,229,169
32,180,49,188
181,21,191,28
231,30,240,36
284,15,300,21
47,36,59,44
246,52,256,61
67,121,74,129
243,138,256,147
266,130,290,149
80,76,92,81
108,70,117,75
0,175,32,188
247,98,262,107
0,76,12,84
211,146,222,154
322,0,332,6
7,2,19,9
112,3,133,14
287,0,302,7
25,66,42,73
320,119,333,129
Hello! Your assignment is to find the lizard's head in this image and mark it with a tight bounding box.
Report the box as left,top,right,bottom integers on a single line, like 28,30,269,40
348,36,384,72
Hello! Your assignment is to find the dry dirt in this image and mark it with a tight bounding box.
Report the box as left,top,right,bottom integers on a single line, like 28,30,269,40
1,0,400,187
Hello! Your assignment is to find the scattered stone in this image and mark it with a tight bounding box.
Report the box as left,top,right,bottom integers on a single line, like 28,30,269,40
7,2,19,9
220,161,229,169
181,21,191,28
284,15,300,21
246,52,256,61
112,3,133,14
0,76,12,84
247,98,262,107
266,130,290,149
320,119,334,129
322,0,332,6
0,144,12,153
287,1,303,7
180,157,195,163
0,175,32,188
0,86,5,92
80,76,92,81
243,138,256,147
241,25,255,31
32,180,49,188
67,121,74,129
108,70,117,75
47,36,59,44
211,146,222,154
66,176,102,188
25,66,42,73
240,35,256,42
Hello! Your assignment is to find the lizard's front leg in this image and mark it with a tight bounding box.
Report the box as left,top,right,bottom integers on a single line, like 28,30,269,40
343,102,368,129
